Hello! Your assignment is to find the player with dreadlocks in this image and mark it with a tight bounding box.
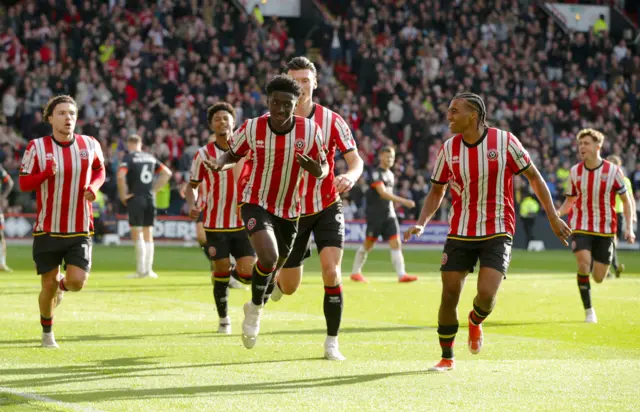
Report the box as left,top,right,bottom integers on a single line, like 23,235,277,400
405,93,571,371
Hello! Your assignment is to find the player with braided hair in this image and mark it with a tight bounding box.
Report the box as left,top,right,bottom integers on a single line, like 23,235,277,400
405,93,571,371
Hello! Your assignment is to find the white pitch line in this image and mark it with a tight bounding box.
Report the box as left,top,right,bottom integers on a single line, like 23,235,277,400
0,386,104,412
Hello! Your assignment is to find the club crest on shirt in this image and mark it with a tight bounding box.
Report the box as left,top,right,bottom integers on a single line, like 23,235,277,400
45,153,54,160
487,149,498,161
79,149,89,159
600,173,608,181
294,139,305,151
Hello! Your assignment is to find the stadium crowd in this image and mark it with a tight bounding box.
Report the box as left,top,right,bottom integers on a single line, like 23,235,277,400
1,0,639,227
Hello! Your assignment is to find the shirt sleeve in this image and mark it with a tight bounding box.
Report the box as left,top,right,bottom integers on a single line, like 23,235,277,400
0,167,8,183
19,140,39,175
333,113,357,154
566,170,578,197
613,167,628,195
119,153,130,172
92,137,105,170
369,169,384,188
506,132,531,175
230,120,251,158
190,152,205,183
430,146,451,185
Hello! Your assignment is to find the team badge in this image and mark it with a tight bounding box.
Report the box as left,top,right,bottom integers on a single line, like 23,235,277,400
571,240,577,250
600,174,608,181
487,149,498,161
45,153,54,160
247,218,256,231
80,149,89,159
441,253,448,265
294,139,305,151
208,246,217,257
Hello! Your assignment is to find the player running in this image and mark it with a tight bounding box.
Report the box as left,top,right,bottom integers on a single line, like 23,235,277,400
19,95,106,348
350,146,417,284
185,102,256,333
557,130,635,323
205,75,328,349
269,57,364,361
404,93,571,371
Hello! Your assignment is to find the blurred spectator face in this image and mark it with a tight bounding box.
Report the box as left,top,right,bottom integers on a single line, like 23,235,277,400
288,68,317,106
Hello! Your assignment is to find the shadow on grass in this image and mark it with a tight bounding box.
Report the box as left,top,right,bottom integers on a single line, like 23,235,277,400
46,368,437,403
0,356,322,389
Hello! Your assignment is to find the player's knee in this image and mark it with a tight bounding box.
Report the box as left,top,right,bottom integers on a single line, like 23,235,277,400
577,263,591,275
322,266,341,286
441,285,461,305
476,289,497,308
257,253,278,271
213,259,232,274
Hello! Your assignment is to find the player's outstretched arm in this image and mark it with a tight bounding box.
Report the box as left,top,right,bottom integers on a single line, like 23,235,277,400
522,163,571,246
620,191,636,243
556,196,576,218
334,151,364,193
373,183,415,209
203,151,239,172
403,183,446,242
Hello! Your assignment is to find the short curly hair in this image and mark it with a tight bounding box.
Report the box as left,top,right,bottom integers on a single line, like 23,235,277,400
43,95,77,123
207,102,236,126
265,74,302,98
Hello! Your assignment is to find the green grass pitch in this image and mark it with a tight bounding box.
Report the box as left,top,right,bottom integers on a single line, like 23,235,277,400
0,244,639,411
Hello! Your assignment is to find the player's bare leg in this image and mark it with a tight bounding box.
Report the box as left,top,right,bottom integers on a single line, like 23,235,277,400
320,246,346,360
430,270,467,371
575,250,597,323
39,267,61,348
127,226,146,278
468,267,503,355
233,255,255,287
142,226,156,278
196,222,211,268
272,266,303,300
351,237,376,283
389,236,417,283
242,229,280,349
212,257,233,334
0,231,11,272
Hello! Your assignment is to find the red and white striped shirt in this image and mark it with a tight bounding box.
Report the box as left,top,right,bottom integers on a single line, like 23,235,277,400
20,134,104,234
300,104,357,215
431,128,531,240
231,116,326,219
190,142,243,230
567,160,627,236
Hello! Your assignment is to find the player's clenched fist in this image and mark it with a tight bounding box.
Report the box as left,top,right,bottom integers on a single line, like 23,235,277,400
403,224,424,242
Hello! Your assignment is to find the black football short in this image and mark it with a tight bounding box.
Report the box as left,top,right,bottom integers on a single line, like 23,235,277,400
571,233,614,265
128,195,156,227
283,200,345,268
365,216,400,241
240,203,298,260
440,235,513,276
205,228,255,261
33,233,93,274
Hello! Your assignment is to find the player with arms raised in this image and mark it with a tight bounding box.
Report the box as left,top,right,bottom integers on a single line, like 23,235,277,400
557,129,635,323
185,102,256,334
19,95,106,348
205,75,328,349
404,93,571,371
269,57,364,361
118,134,172,278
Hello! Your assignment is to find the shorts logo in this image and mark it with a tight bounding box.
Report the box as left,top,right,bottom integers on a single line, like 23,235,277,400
571,240,577,250
247,218,256,231
487,149,498,161
441,253,448,265
208,246,216,257
79,149,89,159
294,139,305,151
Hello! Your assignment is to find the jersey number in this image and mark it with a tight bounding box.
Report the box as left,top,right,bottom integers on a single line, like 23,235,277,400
81,243,91,262
140,164,153,184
